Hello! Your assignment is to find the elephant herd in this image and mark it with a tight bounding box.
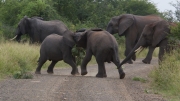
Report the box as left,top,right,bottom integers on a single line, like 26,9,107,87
11,14,176,79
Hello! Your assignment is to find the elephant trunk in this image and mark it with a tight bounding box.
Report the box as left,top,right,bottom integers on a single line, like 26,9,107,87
119,44,143,67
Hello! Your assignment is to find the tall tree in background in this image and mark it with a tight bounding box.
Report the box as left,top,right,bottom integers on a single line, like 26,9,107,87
121,0,159,15
171,0,180,22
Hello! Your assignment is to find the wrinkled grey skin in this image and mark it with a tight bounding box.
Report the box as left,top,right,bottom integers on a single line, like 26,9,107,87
106,14,162,64
13,16,68,43
120,20,171,66
73,29,125,79
35,30,79,75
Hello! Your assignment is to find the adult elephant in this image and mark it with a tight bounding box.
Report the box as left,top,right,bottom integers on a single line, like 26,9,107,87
35,29,79,75
106,14,163,64
119,20,173,66
11,16,68,43
73,28,125,79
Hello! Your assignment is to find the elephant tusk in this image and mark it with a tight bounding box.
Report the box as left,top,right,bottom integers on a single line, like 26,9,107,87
10,35,17,40
134,46,142,52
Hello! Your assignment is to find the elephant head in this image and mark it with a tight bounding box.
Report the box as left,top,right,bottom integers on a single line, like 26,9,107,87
120,20,170,65
106,14,134,36
74,28,103,49
10,16,31,42
63,30,76,48
11,16,43,42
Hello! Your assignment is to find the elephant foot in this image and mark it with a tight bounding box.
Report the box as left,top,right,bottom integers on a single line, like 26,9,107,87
96,73,107,78
142,59,151,64
126,60,133,64
120,72,125,79
81,70,88,75
71,71,80,76
132,55,136,61
47,70,54,74
35,71,41,74
71,69,80,75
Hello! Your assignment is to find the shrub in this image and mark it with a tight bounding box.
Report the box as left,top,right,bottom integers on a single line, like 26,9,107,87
0,42,39,79
150,47,180,100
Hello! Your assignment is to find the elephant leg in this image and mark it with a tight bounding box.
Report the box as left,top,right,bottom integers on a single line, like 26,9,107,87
47,61,58,74
96,61,106,78
35,57,47,74
63,55,79,75
142,46,155,64
95,56,107,78
81,50,92,75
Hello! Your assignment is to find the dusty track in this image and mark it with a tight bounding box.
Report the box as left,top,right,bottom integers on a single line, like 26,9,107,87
0,58,166,101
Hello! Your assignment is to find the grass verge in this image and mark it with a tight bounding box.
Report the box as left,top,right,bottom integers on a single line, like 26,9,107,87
0,41,39,79
149,49,180,101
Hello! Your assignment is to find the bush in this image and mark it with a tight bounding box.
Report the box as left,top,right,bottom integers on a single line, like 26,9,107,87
150,49,180,100
149,22,180,100
0,42,39,79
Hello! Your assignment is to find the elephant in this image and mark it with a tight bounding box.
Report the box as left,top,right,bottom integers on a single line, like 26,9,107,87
73,28,125,79
119,20,173,66
11,16,69,43
106,14,163,64
35,30,79,75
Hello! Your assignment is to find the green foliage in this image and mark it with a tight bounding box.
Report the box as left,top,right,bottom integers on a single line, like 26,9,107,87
13,70,33,79
121,0,159,15
170,23,180,40
150,49,180,100
0,42,39,79
72,46,85,66
168,23,180,49
132,77,147,83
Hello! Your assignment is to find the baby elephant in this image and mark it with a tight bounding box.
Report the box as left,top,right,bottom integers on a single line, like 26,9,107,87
74,28,125,79
35,31,79,75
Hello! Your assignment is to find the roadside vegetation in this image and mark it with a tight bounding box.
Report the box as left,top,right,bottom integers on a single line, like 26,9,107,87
150,23,180,101
0,0,180,100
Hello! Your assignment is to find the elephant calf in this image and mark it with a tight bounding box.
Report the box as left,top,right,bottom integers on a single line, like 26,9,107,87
74,28,125,79
35,31,79,75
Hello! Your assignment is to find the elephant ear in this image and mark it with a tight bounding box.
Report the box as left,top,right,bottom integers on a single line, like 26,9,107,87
74,31,88,48
63,31,75,48
152,21,169,47
19,16,30,34
118,15,134,36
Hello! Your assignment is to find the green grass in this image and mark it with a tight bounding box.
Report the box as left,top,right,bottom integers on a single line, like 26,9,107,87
132,76,147,83
0,41,38,79
149,49,180,101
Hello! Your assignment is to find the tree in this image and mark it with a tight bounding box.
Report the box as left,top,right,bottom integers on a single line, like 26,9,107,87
162,10,175,22
171,0,180,22
121,0,159,15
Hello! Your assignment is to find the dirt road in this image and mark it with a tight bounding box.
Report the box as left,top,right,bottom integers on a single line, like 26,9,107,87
0,58,166,101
